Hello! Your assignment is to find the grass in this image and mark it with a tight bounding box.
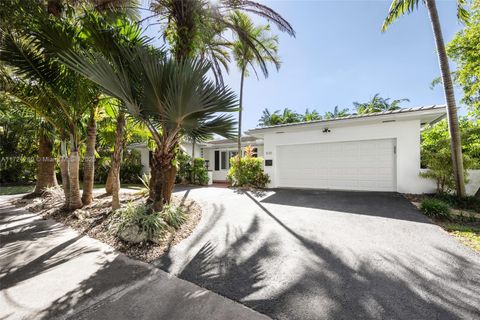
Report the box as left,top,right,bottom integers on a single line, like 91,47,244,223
0,185,34,195
440,222,480,252
0,183,143,196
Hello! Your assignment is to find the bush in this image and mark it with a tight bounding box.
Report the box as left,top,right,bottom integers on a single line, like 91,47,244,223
420,198,451,219
90,149,143,184
434,193,480,213
227,155,270,188
162,204,187,229
110,202,168,243
191,158,209,185
175,152,208,185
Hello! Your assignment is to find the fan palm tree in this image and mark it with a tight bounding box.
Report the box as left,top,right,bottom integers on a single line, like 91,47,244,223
229,11,280,156
49,31,237,210
382,0,469,197
324,106,350,119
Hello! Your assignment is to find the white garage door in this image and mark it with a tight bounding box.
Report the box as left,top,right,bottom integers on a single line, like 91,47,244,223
277,139,396,191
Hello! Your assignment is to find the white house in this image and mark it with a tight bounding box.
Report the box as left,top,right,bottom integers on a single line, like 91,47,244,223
131,105,480,195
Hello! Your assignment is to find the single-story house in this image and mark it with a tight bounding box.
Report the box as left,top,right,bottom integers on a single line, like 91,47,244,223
130,105,480,195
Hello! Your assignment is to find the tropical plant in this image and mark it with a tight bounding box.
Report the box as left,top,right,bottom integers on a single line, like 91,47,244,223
324,106,350,119
303,108,322,121
227,153,269,188
228,11,280,156
447,0,480,118
353,93,409,114
420,119,479,193
45,20,238,211
110,202,168,243
258,108,283,126
161,204,186,229
382,0,469,197
420,198,451,219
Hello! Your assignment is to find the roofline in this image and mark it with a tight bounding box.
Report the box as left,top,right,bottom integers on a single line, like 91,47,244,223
247,105,446,134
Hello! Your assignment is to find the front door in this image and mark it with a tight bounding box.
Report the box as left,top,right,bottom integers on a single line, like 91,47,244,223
213,150,238,181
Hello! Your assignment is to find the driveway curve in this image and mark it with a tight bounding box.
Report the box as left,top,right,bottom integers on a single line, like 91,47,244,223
157,187,480,320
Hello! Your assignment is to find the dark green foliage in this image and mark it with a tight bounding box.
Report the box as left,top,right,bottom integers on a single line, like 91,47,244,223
191,158,209,185
434,193,480,213
227,156,270,188
175,152,209,185
420,198,451,219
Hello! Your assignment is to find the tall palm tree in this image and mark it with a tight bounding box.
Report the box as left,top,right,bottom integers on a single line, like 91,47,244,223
353,93,409,114
324,106,350,119
258,108,282,127
382,0,469,197
229,11,280,156
49,28,237,210
303,108,322,122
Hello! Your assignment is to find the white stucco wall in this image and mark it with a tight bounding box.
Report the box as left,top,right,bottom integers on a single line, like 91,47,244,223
261,119,425,193
417,169,480,196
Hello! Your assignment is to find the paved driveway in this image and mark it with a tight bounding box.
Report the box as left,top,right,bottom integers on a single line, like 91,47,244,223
158,187,480,320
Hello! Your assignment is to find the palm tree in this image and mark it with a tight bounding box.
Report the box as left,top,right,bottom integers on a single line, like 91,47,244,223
229,11,280,156
382,0,468,197
258,108,282,127
354,93,409,114
281,108,302,124
324,106,350,119
50,29,237,210
303,108,322,122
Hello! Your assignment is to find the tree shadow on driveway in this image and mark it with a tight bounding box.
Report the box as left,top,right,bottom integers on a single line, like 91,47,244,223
165,189,480,319
258,188,430,223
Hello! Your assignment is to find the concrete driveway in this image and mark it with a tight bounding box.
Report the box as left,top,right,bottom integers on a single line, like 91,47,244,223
158,187,480,320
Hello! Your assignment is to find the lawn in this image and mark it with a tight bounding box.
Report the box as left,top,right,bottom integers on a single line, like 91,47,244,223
440,222,480,252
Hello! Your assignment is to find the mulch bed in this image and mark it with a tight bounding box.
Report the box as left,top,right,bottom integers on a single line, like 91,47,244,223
12,188,202,263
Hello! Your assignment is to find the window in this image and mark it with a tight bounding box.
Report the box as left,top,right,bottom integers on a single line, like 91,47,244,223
214,151,220,171
221,151,227,170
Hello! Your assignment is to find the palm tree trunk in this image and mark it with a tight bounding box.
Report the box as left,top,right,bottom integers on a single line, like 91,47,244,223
111,112,125,210
425,0,466,197
237,66,246,157
81,107,96,204
68,149,83,209
33,132,57,195
60,140,70,208
149,145,176,212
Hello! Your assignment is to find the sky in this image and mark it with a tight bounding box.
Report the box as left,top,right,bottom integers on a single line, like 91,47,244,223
140,0,466,131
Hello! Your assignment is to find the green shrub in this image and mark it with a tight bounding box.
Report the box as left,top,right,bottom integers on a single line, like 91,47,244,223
162,204,187,229
227,156,270,188
191,158,209,185
110,202,168,242
175,152,208,185
176,152,192,183
420,198,451,219
434,193,480,213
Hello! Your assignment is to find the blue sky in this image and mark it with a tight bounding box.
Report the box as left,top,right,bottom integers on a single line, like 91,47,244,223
141,0,465,131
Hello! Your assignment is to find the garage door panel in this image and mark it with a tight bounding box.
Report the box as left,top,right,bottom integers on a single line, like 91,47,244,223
277,139,396,192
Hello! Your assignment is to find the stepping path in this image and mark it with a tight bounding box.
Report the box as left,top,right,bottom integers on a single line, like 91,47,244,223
0,195,269,320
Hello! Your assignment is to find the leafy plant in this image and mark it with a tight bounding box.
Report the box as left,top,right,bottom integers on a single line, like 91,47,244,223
434,192,480,213
175,152,192,184
161,204,187,229
191,158,209,185
420,198,451,219
227,154,270,188
111,202,168,242
420,119,479,193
